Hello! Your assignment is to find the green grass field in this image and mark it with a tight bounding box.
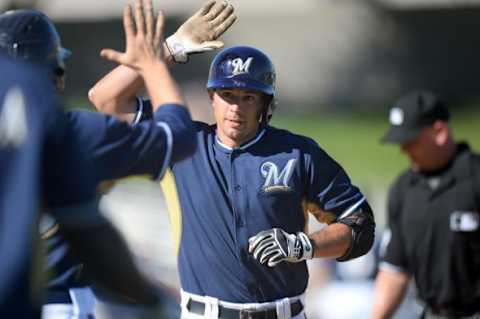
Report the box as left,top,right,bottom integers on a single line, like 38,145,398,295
271,108,480,187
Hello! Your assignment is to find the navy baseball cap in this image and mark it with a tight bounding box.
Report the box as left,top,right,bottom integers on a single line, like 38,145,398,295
381,90,450,144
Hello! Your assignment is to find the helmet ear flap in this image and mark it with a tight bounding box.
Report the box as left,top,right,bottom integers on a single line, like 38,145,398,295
260,94,275,125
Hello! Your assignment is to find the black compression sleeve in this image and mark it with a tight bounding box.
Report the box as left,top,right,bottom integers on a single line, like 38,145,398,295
336,202,376,262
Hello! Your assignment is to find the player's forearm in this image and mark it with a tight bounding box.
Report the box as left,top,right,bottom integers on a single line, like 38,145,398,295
371,269,410,319
64,220,161,305
141,61,185,110
309,222,352,258
88,43,175,118
88,65,142,121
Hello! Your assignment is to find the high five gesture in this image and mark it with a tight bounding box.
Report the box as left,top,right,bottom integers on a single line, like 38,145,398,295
101,0,184,108
101,0,164,72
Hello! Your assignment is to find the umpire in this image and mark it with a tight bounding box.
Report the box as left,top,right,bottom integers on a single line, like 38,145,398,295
371,91,480,319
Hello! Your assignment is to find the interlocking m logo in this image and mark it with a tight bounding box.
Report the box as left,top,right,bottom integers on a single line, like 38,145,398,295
260,159,296,192
228,57,253,77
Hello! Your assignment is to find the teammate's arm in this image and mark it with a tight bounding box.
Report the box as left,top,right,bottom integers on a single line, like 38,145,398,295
89,0,236,122
371,269,410,319
44,84,165,310
100,0,183,110
60,216,166,306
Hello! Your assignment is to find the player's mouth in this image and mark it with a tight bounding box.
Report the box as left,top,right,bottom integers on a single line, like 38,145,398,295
226,118,244,127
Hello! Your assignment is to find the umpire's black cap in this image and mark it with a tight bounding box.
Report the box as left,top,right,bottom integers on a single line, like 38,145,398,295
381,90,450,144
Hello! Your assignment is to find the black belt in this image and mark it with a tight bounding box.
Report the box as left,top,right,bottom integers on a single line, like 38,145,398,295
187,299,303,319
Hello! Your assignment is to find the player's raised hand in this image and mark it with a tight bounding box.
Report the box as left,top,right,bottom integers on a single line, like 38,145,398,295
101,0,165,73
166,0,237,63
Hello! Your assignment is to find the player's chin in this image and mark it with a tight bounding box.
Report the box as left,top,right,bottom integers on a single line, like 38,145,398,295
225,128,242,140
226,128,250,142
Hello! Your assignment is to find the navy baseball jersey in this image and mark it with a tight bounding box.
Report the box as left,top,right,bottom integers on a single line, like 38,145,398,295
138,100,367,303
42,103,195,296
0,57,98,318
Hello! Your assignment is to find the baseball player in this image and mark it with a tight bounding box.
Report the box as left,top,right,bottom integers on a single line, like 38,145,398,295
0,0,233,317
0,57,169,318
91,42,376,318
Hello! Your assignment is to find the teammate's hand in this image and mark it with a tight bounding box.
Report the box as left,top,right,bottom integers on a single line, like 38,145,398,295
248,228,314,267
101,0,165,74
165,0,237,63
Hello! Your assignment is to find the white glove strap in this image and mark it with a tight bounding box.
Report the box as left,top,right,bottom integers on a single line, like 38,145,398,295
297,232,314,260
165,36,188,63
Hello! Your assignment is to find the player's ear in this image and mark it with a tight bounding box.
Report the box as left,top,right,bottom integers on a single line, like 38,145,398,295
433,120,449,145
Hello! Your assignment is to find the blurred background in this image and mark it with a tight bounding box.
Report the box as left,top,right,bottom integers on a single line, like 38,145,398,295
2,0,479,317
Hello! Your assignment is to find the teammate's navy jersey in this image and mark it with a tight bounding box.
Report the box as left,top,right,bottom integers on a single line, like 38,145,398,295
137,101,367,302
43,104,196,296
0,57,98,318
67,105,195,181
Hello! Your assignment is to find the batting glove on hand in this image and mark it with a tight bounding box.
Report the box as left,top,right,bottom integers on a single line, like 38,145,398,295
248,228,314,267
165,0,237,63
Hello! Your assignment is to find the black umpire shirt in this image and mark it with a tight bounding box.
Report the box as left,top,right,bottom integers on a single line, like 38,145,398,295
381,143,480,314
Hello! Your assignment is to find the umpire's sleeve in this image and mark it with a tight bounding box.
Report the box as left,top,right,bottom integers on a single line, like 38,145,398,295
378,182,410,274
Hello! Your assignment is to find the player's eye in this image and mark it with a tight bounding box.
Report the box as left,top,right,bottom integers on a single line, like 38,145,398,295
220,91,233,100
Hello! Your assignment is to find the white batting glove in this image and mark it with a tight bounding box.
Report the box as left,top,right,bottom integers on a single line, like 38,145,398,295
165,0,237,63
248,228,314,267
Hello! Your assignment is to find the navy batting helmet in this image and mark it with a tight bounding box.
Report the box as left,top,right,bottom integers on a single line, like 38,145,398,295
207,45,276,123
0,10,71,76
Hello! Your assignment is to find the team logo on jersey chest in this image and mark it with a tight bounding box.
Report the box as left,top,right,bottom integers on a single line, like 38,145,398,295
260,159,296,193
228,57,253,77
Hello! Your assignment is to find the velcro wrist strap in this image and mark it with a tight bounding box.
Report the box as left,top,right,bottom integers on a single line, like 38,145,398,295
297,232,314,260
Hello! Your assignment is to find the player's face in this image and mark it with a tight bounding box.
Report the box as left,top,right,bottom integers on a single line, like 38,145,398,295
210,88,264,148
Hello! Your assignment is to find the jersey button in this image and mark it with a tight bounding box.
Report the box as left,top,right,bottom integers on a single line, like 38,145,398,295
234,185,241,191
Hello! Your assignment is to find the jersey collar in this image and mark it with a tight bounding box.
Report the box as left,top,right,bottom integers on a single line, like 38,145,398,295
215,127,267,152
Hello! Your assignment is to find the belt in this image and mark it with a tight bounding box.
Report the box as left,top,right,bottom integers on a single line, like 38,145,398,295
187,299,303,319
